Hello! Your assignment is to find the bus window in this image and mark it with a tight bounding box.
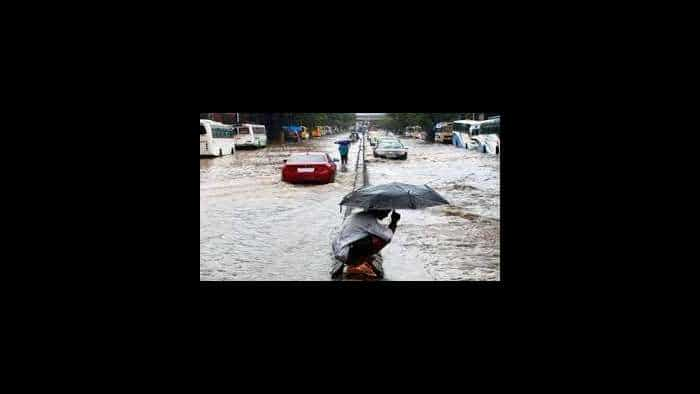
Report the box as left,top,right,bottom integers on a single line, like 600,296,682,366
213,125,234,138
254,126,266,134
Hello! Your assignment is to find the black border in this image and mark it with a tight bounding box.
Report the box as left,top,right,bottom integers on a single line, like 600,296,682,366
180,67,552,300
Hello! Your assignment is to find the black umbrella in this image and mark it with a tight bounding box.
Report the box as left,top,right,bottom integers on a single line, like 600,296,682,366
339,182,450,210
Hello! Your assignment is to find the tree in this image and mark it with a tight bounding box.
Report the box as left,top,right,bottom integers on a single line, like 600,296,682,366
384,113,463,141
387,113,429,132
324,113,356,129
231,113,356,136
375,116,399,131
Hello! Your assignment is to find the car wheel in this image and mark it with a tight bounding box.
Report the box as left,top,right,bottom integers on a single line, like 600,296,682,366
231,148,235,154
219,149,223,156
402,154,407,160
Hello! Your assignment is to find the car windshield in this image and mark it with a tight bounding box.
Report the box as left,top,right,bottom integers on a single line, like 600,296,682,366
379,143,403,149
286,154,327,164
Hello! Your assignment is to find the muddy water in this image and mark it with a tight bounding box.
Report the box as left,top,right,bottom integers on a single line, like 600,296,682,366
200,133,499,281
367,137,500,281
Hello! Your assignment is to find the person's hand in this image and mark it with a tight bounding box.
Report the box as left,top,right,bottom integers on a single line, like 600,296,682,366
391,210,401,222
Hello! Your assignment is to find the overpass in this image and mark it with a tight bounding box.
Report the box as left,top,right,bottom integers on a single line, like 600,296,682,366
356,113,387,121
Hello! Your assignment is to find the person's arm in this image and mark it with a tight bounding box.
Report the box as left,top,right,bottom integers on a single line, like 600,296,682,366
388,210,400,233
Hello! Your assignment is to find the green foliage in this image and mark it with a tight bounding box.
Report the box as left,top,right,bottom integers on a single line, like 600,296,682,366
387,113,465,132
292,113,355,129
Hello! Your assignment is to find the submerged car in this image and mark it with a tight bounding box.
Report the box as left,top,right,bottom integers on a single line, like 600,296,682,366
374,140,408,160
281,152,338,184
377,136,400,145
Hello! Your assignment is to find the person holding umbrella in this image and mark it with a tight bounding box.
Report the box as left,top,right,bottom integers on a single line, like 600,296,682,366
338,140,349,167
331,182,450,279
334,139,351,171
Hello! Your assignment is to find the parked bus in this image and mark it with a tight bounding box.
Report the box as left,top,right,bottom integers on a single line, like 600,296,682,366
200,119,236,157
234,123,267,148
471,117,500,136
452,120,481,148
434,122,454,143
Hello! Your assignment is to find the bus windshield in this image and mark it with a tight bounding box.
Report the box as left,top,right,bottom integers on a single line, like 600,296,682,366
200,125,207,135
453,123,471,133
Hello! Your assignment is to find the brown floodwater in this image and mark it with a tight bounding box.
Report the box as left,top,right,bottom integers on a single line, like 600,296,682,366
200,132,499,281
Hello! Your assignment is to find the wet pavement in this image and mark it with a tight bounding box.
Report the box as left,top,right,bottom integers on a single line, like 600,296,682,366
200,132,499,281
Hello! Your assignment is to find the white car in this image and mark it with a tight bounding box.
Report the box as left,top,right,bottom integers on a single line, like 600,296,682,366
374,141,408,160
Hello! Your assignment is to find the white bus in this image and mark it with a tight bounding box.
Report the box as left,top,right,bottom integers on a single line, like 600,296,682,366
200,119,236,157
472,117,500,136
452,120,481,148
234,123,267,148
451,118,500,153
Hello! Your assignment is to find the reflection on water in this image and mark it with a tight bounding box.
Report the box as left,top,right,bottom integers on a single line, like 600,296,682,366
200,134,499,281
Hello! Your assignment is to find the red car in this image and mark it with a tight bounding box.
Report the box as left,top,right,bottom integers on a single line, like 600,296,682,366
281,152,338,184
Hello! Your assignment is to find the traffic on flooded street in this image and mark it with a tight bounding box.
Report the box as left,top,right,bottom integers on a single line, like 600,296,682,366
200,113,500,281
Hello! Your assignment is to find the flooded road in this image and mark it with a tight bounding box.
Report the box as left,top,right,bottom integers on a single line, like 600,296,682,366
200,133,499,281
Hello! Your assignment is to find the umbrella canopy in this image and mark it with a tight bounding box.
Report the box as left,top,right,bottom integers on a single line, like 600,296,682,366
339,182,450,210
